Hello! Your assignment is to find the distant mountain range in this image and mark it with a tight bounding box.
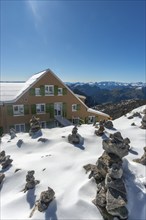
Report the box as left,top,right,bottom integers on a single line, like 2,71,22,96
66,81,146,90
66,81,146,107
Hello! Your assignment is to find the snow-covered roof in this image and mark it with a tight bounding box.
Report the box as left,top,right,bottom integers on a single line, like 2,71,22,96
87,108,110,118
75,94,86,99
0,83,25,102
0,70,47,103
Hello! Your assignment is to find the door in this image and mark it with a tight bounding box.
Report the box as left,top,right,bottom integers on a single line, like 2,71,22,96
54,103,62,116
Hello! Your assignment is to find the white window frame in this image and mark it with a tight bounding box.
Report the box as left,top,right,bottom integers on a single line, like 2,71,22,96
13,105,24,116
36,103,46,114
45,85,54,96
88,116,95,124
35,88,41,96
72,104,77,112
58,88,63,96
14,124,25,133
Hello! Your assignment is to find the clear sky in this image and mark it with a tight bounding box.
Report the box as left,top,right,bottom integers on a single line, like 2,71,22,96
1,0,145,82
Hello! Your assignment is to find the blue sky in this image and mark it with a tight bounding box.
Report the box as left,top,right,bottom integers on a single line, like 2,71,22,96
1,0,145,82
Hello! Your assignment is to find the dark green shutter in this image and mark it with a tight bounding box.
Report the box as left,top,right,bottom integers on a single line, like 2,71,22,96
24,105,29,115
77,104,81,110
63,88,67,95
29,88,35,96
63,103,67,117
46,103,50,113
7,105,13,116
49,103,54,118
40,85,45,96
46,103,54,118
25,123,30,132
54,85,58,95
31,104,36,114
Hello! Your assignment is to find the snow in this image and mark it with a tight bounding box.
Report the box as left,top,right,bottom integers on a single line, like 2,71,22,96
0,70,47,103
87,107,110,118
0,83,25,102
1,105,146,220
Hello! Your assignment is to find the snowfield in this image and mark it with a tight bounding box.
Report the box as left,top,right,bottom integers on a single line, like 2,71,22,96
1,105,146,220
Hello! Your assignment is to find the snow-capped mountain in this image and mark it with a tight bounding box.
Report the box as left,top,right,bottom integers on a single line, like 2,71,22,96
66,81,146,90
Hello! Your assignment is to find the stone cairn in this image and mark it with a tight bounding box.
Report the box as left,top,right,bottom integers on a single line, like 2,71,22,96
95,120,105,136
68,125,81,144
95,120,114,136
29,187,55,217
9,128,17,139
29,115,42,137
23,170,40,193
84,132,130,220
0,150,13,169
140,109,146,129
133,146,146,166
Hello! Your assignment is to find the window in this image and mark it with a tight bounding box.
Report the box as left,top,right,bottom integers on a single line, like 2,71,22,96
36,104,45,114
72,117,80,125
35,88,41,96
72,104,77,111
88,116,95,124
15,124,25,132
13,105,24,116
45,85,54,95
58,88,63,95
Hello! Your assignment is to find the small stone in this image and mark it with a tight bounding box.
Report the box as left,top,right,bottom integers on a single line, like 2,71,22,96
37,187,55,212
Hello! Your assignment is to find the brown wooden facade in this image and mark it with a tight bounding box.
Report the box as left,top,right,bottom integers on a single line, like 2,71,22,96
0,69,110,134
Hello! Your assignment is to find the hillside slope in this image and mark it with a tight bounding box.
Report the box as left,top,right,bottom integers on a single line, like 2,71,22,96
1,105,146,220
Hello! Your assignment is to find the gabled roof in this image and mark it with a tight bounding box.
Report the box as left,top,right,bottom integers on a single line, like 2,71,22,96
0,68,110,118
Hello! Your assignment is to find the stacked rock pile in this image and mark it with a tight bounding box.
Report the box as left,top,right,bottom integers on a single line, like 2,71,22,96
68,125,82,144
84,132,130,220
29,115,42,137
23,170,40,193
0,150,13,169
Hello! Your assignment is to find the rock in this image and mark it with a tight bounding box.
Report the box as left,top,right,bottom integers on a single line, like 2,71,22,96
24,170,39,192
0,173,5,184
9,128,17,139
131,122,136,126
38,138,48,143
108,163,123,179
68,125,82,144
103,132,130,158
17,139,23,147
133,112,142,118
29,115,42,137
1,155,13,169
0,150,6,163
95,126,105,136
94,181,107,207
104,121,114,129
106,174,128,219
37,187,55,212
133,146,146,165
96,152,123,178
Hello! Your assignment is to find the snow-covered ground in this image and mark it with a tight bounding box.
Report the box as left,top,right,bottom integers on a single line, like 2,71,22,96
1,105,146,220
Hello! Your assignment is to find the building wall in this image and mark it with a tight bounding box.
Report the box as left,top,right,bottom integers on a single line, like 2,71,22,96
0,71,109,133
